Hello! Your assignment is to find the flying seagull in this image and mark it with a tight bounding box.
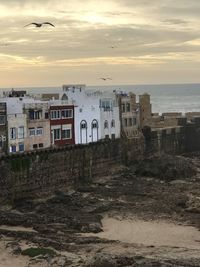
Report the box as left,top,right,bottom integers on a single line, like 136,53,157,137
100,77,112,81
24,22,55,28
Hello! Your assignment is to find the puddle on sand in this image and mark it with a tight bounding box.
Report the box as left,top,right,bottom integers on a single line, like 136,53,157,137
94,217,200,249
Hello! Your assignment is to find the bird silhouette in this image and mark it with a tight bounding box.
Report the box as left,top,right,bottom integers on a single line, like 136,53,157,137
24,22,55,28
99,78,112,81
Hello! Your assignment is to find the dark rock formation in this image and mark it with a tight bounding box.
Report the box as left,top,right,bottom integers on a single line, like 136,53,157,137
134,155,197,181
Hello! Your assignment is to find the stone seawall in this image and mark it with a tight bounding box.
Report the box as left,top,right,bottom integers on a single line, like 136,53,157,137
0,123,198,202
0,138,144,202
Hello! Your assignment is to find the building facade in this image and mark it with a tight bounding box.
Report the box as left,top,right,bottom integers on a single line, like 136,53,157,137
0,102,7,155
139,93,152,128
50,103,75,146
23,101,51,151
62,84,121,144
7,113,27,153
116,92,140,138
99,97,120,140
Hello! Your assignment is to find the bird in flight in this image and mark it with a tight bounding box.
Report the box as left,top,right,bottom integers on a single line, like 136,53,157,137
24,22,55,28
99,78,112,81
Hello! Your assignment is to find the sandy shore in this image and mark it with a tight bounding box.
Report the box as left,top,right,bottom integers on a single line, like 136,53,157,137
95,217,200,249
0,240,29,267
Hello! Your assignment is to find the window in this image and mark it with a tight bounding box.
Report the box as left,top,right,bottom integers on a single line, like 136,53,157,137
19,143,24,152
133,118,137,125
124,118,128,127
92,120,98,128
45,112,49,119
122,103,125,113
10,127,16,140
111,134,115,140
10,145,16,153
18,126,24,139
62,109,73,118
101,100,112,111
54,128,61,140
81,121,87,129
34,110,41,119
29,128,35,136
126,103,131,112
29,110,42,120
51,110,60,119
129,118,132,126
111,120,115,128
36,128,43,135
62,124,72,139
29,110,34,120
0,115,5,125
39,143,44,148
104,120,108,129
62,129,71,139
33,144,37,149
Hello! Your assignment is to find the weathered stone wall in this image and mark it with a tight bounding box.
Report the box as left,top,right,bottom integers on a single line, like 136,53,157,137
0,138,144,202
143,126,186,156
0,122,198,202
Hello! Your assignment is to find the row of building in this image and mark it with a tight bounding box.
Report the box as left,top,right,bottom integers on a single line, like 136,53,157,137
0,85,152,155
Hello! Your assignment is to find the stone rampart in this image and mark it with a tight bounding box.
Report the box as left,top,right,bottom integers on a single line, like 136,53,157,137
0,138,144,202
0,122,199,202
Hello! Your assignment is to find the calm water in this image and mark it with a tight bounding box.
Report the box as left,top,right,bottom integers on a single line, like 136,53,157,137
1,83,200,114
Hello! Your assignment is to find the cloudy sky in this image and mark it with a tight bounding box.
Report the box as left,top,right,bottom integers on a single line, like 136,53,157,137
0,0,200,87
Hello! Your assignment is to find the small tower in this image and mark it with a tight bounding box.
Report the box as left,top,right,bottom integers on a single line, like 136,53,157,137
139,93,152,128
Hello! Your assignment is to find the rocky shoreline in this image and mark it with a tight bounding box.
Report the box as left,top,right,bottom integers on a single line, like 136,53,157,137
0,154,200,266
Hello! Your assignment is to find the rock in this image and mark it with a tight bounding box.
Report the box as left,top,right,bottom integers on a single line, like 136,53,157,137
6,241,22,255
185,195,200,213
134,155,197,181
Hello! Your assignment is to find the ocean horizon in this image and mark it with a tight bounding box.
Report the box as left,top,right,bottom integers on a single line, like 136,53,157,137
1,83,200,114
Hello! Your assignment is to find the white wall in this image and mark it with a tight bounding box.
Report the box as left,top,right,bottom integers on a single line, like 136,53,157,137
62,85,121,144
7,113,27,153
74,105,100,144
100,106,121,139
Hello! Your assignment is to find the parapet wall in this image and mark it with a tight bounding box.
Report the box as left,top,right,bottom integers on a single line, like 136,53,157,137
0,122,199,202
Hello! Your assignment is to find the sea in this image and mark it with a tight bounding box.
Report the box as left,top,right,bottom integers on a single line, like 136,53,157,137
1,83,200,114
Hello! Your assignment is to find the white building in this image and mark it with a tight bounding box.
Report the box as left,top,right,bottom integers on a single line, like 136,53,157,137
7,113,27,153
62,84,121,144
3,98,27,153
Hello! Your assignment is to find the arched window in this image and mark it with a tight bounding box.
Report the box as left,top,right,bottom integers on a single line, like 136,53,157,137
80,120,87,143
80,120,87,129
104,120,108,129
91,119,98,129
91,119,99,142
111,119,115,128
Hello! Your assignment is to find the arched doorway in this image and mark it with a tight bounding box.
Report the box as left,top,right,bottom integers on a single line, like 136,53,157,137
91,119,98,142
80,120,87,143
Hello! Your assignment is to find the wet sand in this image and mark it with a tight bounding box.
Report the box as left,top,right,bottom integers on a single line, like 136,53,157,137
94,217,200,249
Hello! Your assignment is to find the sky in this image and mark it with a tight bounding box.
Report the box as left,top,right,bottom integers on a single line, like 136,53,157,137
0,0,200,87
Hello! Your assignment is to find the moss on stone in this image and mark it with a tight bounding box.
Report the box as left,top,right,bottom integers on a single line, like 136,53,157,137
21,247,56,257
